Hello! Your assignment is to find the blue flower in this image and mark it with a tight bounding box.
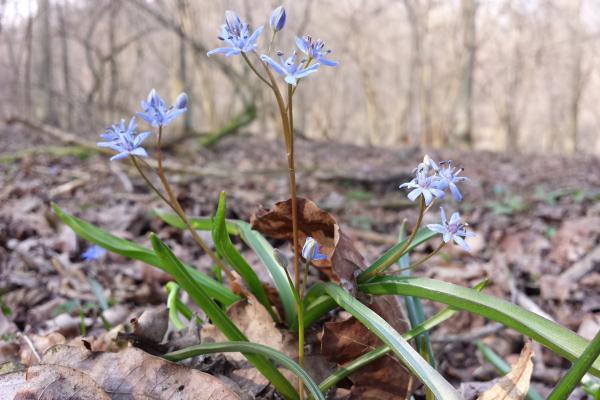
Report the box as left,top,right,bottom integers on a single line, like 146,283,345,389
432,160,468,202
207,10,263,57
82,245,107,261
270,6,286,32
427,208,475,252
295,35,338,67
260,51,320,86
97,117,151,161
301,237,327,262
399,167,445,206
137,89,187,127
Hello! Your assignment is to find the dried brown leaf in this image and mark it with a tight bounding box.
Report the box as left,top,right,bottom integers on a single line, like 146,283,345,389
14,364,111,400
321,296,414,400
201,296,296,363
251,197,365,288
39,344,239,399
19,332,66,366
477,342,534,400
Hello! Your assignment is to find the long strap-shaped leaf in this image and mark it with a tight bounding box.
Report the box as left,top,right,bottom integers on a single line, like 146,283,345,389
234,220,298,327
359,276,600,377
164,341,324,400
548,329,600,399
155,208,298,328
212,192,277,321
52,203,239,306
357,228,438,283
150,234,299,400
310,282,463,400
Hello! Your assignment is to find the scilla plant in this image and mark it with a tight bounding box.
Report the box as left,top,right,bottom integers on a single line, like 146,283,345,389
52,5,600,400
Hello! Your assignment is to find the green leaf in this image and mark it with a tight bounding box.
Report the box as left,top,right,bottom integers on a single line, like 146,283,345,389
212,192,277,322
155,208,298,328
310,283,462,400
359,276,600,377
150,234,299,400
153,208,241,235
398,222,435,367
234,220,297,327
164,341,324,400
548,329,600,400
358,227,438,282
476,341,544,400
52,203,239,306
319,279,489,393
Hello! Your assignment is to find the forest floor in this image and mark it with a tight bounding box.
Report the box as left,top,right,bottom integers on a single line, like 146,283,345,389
1,122,600,399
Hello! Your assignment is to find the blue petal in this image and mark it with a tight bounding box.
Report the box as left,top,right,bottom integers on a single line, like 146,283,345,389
130,147,148,157
134,131,152,147
439,207,447,223
427,224,447,235
110,152,130,161
318,58,338,67
449,212,461,226
295,36,310,54
449,183,463,201
284,75,298,86
422,190,433,206
260,55,287,76
207,47,236,56
453,236,470,252
407,189,421,202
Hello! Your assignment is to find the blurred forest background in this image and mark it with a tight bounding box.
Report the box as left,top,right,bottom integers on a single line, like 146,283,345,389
1,0,600,154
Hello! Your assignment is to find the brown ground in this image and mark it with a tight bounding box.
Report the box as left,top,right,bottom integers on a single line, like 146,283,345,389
1,122,600,398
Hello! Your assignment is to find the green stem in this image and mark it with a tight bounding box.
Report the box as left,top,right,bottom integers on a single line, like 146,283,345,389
359,196,426,281
242,52,272,88
152,127,241,291
548,329,600,400
398,241,445,273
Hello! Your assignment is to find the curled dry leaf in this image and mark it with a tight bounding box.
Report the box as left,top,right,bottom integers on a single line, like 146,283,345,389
28,344,240,399
321,295,413,399
251,197,366,289
477,341,534,400
14,364,111,400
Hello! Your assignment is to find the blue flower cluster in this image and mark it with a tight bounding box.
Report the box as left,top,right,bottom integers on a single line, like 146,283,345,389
400,155,468,206
400,155,474,252
97,89,187,161
208,7,337,86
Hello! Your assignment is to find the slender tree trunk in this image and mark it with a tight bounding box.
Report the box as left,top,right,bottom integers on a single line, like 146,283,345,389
566,0,583,155
24,0,34,117
37,0,57,125
176,0,192,133
455,0,477,147
401,0,422,145
107,0,120,122
58,0,72,130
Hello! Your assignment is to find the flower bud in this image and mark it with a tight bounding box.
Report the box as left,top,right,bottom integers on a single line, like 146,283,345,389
175,92,188,110
273,249,289,269
301,236,327,262
269,6,286,32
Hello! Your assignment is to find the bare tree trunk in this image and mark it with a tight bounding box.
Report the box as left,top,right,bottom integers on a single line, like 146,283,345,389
24,0,34,117
57,0,72,130
455,0,477,147
37,0,57,125
176,0,192,133
107,0,120,122
566,0,583,155
401,0,422,145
